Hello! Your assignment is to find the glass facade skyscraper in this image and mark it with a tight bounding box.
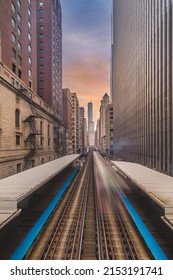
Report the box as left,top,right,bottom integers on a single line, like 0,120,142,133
112,0,173,176
88,102,95,146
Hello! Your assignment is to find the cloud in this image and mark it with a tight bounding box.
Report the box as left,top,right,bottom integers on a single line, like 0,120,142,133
61,0,111,123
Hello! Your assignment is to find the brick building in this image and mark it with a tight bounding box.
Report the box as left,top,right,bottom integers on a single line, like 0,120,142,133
37,0,62,120
0,0,65,179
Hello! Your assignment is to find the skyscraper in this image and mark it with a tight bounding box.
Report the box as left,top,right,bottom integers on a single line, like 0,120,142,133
37,0,62,120
88,102,93,128
0,0,37,92
71,92,79,153
88,102,95,146
112,0,173,176
99,93,110,151
62,88,72,154
79,107,85,152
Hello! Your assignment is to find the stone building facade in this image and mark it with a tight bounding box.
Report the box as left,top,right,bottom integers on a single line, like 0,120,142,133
0,65,65,179
99,93,110,152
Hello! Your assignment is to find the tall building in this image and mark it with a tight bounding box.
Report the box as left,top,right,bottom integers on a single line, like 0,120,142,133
88,102,95,146
95,119,100,149
99,93,110,151
0,0,37,92
79,107,85,153
71,92,79,154
84,118,88,151
106,104,114,156
88,102,93,128
62,88,72,154
37,0,62,120
112,0,173,176
0,0,65,179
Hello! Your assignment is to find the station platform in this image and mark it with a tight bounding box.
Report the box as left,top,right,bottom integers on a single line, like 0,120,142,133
111,161,173,230
0,154,80,229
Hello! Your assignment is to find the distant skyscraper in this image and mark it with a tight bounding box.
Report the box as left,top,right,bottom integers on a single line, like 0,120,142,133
84,118,88,150
88,102,95,146
71,92,79,153
62,88,72,154
99,93,110,151
88,102,93,127
112,0,173,176
79,107,85,152
106,104,114,156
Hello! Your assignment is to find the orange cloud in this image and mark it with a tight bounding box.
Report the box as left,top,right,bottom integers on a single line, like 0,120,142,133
63,56,110,123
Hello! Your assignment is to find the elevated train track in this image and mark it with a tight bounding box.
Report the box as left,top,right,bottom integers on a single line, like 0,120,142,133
8,151,169,260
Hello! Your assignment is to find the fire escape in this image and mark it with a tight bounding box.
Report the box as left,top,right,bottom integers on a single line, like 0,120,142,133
23,102,41,170
54,124,67,157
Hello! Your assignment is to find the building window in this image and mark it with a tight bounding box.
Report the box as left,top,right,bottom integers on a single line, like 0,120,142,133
48,138,50,146
11,17,16,29
28,69,32,77
39,34,44,39
39,57,44,63
29,80,32,88
18,55,22,66
11,77,15,85
18,41,22,51
16,135,20,145
17,163,21,173
28,20,31,28
16,81,19,88
12,63,16,74
11,2,16,13
28,56,32,65
39,2,43,7
12,48,16,60
40,137,43,146
28,8,31,17
40,121,43,135
28,44,32,53
17,0,21,9
17,13,21,22
28,32,31,41
15,109,20,128
28,0,31,4
17,27,21,37
12,33,16,44
18,69,22,79
48,124,50,137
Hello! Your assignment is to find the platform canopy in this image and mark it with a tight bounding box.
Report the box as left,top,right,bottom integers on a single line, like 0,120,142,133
0,154,80,229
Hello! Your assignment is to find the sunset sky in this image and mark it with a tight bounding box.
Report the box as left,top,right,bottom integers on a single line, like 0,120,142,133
61,0,112,124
